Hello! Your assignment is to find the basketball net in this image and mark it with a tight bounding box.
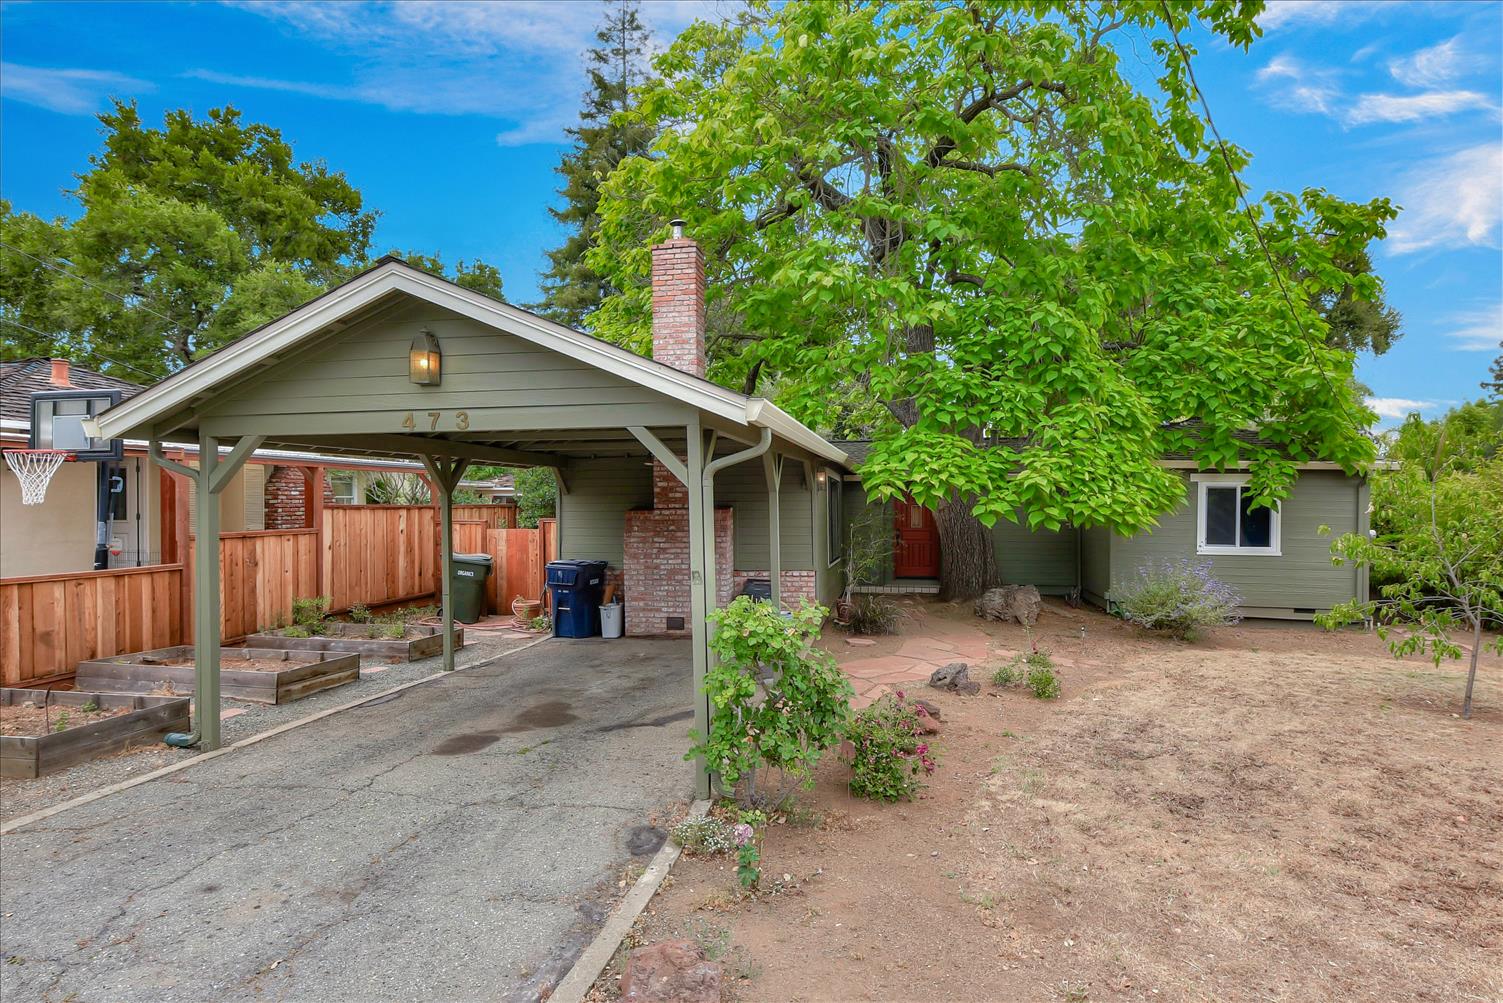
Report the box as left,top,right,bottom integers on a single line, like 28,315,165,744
4,449,71,505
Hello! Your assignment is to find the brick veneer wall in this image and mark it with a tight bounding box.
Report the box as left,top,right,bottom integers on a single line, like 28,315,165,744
731,570,818,609
649,236,707,379
623,505,733,637
263,466,333,530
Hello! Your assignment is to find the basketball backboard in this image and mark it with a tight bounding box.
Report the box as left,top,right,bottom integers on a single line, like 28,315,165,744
29,390,123,461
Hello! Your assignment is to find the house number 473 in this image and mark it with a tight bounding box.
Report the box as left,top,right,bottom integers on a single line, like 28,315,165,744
402,411,470,431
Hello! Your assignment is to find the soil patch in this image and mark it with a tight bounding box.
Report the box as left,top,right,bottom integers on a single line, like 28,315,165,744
1,702,130,737
143,655,308,673
604,599,1501,1003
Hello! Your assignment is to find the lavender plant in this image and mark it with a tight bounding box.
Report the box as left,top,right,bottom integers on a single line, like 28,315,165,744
1114,560,1242,640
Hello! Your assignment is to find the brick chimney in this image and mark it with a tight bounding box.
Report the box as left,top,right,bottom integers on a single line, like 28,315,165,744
49,358,71,387
649,218,706,379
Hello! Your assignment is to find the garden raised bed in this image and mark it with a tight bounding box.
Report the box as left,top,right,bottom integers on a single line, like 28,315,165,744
242,622,464,662
1,688,191,779
75,646,359,705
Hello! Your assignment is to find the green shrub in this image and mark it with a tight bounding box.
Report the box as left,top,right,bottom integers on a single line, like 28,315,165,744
530,613,552,632
53,711,69,733
1026,663,1061,700
846,692,938,802
379,622,404,640
695,596,853,807
80,699,99,713
670,815,735,855
291,595,332,635
845,596,903,635
1113,560,1241,640
348,603,373,623
283,625,312,638
990,660,1021,687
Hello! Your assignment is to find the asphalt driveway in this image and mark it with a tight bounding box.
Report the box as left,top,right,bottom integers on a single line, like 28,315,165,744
0,638,694,1003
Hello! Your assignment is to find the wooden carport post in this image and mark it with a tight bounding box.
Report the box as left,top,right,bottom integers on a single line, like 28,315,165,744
421,455,469,673
149,430,263,749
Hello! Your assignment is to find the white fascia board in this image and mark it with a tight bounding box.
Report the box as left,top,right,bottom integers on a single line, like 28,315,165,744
95,260,751,440
745,398,850,468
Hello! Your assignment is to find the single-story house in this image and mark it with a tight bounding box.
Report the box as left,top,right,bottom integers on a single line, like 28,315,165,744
833,439,1371,621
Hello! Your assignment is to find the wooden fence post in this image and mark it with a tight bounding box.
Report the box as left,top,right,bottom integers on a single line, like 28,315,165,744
306,466,326,596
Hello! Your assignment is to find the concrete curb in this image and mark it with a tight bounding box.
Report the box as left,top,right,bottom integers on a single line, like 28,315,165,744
0,636,552,835
549,798,712,1003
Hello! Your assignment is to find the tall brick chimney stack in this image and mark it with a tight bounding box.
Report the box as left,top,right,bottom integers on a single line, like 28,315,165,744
649,218,706,379
49,359,72,387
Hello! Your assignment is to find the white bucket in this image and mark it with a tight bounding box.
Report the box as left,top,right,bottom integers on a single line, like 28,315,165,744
600,602,624,639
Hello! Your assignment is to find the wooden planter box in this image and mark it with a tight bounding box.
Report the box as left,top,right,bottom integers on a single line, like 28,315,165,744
242,622,464,662
75,647,360,705
1,689,191,779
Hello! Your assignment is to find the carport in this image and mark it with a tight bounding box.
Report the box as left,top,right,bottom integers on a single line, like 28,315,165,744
91,243,849,796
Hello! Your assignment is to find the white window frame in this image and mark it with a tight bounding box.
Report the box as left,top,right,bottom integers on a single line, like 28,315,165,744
826,470,844,568
1192,473,1281,556
328,470,358,506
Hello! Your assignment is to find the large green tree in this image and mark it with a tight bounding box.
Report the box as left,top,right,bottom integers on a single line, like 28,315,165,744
533,0,658,329
1,101,376,378
1,102,505,380
589,0,1393,597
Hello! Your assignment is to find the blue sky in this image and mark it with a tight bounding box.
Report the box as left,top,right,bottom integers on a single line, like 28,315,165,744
2,0,1499,425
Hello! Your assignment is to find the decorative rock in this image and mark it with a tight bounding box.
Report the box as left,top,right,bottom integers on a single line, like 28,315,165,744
844,637,878,647
928,662,980,696
912,698,943,720
974,585,1042,626
620,940,723,1003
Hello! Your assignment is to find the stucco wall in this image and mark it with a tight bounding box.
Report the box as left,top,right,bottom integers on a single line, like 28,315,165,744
0,462,98,577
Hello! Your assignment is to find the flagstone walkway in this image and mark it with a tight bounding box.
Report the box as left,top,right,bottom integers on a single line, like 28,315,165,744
834,622,1006,709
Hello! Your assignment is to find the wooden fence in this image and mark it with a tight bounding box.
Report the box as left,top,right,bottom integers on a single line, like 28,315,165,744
452,504,517,528
1,507,554,686
1,565,186,688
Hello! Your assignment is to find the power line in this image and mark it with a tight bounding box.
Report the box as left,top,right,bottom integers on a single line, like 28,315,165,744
0,240,197,341
1158,4,1366,430
0,317,162,382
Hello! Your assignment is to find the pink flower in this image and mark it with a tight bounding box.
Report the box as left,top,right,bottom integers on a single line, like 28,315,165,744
731,823,755,846
916,743,928,755
895,689,906,700
915,705,928,717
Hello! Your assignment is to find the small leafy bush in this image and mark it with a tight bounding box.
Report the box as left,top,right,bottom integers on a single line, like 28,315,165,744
379,622,405,640
990,659,1021,687
670,815,735,856
291,595,332,635
1026,663,1061,700
283,625,312,639
845,597,903,636
846,692,938,802
732,809,765,889
53,711,70,733
530,613,552,632
80,699,100,713
694,597,853,807
348,603,373,623
1113,560,1242,640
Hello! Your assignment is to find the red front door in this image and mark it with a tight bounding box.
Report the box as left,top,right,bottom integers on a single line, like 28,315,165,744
893,498,940,578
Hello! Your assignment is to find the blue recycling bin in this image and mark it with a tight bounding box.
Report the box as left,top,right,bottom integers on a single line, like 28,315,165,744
546,559,609,638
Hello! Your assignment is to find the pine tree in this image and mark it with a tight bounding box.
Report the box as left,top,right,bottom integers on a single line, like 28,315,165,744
1485,342,1502,400
533,0,656,330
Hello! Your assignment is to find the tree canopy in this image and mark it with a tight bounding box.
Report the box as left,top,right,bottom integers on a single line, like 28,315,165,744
2,102,502,380
587,1,1393,595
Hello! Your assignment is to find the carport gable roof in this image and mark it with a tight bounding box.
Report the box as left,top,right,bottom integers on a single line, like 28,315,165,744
94,256,849,467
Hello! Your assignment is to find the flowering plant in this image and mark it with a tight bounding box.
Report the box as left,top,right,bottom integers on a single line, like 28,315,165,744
732,811,765,889
845,691,939,802
1113,560,1242,640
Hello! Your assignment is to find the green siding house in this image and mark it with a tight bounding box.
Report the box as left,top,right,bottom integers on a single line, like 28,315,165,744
835,443,1371,621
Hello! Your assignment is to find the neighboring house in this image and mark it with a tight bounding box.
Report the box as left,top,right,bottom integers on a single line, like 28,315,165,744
1,358,508,578
833,435,1371,620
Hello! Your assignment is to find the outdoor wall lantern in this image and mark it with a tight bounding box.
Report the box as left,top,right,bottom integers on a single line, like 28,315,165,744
409,329,442,385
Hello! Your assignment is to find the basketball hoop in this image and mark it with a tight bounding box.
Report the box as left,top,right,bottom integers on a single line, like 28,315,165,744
4,449,72,505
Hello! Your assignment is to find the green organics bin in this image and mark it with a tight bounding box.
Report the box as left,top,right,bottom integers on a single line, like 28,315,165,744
449,553,493,624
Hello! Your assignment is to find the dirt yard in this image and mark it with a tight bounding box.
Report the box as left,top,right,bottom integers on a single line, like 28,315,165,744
0,702,129,736
608,599,1501,1003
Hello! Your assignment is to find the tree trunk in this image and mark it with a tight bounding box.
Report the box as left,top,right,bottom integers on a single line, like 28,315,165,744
936,495,999,602
1463,613,1481,720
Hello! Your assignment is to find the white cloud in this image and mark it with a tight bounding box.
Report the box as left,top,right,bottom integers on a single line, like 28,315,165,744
1387,36,1477,88
1257,1,1393,30
1387,144,1503,254
0,62,153,114
211,0,725,145
1346,89,1494,124
1364,397,1439,419
1441,303,1503,351
1255,55,1340,115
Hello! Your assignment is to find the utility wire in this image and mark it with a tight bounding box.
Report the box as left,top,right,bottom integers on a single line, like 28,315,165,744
0,316,163,383
1158,4,1366,430
0,240,198,343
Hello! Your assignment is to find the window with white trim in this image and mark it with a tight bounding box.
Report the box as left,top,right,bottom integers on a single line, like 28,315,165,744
328,470,357,505
1193,474,1280,556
